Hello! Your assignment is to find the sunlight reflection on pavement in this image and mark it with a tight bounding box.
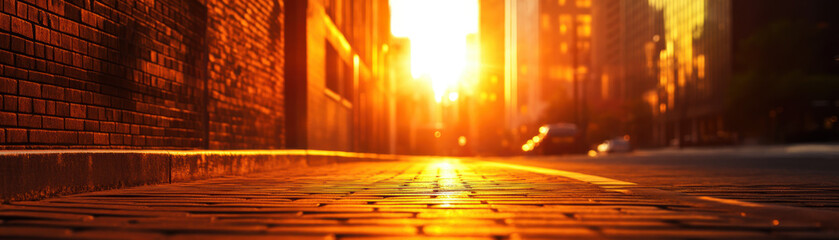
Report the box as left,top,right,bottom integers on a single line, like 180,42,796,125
1,159,837,239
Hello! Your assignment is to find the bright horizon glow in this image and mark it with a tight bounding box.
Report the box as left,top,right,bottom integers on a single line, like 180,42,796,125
390,0,479,101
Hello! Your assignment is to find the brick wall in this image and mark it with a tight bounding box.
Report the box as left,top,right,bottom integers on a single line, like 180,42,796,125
0,0,284,149
204,0,285,149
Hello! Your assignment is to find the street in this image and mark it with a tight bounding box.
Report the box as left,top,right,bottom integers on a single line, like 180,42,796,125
493,144,839,210
1,0,837,239
2,154,839,239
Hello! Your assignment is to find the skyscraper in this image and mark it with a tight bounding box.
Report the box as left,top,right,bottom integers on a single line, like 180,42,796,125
590,0,731,147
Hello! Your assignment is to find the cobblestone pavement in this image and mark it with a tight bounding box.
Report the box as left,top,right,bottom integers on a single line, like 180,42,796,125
2,159,838,239
493,154,839,211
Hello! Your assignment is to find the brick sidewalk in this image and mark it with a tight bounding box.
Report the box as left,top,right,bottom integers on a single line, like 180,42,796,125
1,160,837,239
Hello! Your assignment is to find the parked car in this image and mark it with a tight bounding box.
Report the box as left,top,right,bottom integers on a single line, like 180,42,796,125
596,136,632,154
523,123,583,155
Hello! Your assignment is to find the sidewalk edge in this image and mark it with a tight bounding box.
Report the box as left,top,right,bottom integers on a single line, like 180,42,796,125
0,150,421,202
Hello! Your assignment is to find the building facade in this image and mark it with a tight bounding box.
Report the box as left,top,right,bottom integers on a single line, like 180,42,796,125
0,0,286,149
591,0,732,147
538,0,594,145
476,0,510,154
0,0,395,152
285,0,394,152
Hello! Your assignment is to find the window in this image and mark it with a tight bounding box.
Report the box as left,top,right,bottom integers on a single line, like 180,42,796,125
325,41,353,100
541,14,551,30
576,15,591,37
559,15,571,35
326,41,341,93
575,0,591,8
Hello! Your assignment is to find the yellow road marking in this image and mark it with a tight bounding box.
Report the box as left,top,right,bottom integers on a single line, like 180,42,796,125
482,162,636,186
483,161,778,209
697,196,766,207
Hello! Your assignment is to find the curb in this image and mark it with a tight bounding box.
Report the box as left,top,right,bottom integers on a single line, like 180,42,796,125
0,150,408,202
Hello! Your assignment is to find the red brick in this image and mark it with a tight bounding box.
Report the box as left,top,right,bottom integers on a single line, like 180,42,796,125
31,98,44,113
41,84,64,100
78,131,93,144
44,100,55,115
33,42,44,58
92,93,108,105
14,1,26,18
0,77,17,94
14,54,35,71
65,118,82,130
0,111,15,126
55,102,69,116
3,95,18,111
35,22,50,43
86,105,102,120
117,123,129,133
10,16,32,38
47,0,63,14
17,113,40,128
65,88,82,103
133,135,145,145
0,44,12,63
58,130,77,144
83,120,97,131
3,0,14,15
9,35,25,53
100,121,114,132
92,132,107,145
109,133,121,144
16,96,30,112
18,80,40,97
6,128,26,142
42,115,63,129
0,12,10,32
29,129,55,143
25,4,38,25
33,0,49,10
68,103,84,118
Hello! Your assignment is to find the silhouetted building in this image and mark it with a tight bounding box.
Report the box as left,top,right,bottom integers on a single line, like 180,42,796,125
539,0,593,108
591,0,664,147
590,0,839,147
476,0,510,155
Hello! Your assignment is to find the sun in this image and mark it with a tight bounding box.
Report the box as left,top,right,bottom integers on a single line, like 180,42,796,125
390,0,479,101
